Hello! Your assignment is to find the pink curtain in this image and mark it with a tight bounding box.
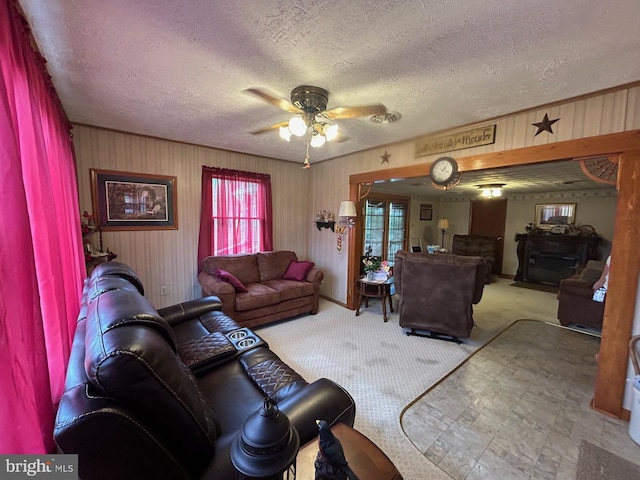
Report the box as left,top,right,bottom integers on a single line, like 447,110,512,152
197,167,273,268
0,0,84,453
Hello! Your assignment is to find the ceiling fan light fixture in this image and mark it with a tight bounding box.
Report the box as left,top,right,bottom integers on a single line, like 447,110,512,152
288,115,307,136
324,123,339,141
309,131,326,148
279,126,292,141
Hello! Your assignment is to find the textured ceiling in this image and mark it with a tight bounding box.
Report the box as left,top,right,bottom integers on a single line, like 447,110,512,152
17,0,640,170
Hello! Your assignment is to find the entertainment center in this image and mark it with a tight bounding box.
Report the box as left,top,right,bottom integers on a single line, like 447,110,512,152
514,233,601,286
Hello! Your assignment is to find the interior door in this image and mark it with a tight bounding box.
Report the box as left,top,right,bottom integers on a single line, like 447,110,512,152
470,199,507,275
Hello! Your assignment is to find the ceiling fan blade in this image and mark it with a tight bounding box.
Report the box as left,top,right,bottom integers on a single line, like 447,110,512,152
243,88,302,114
249,121,289,135
322,103,387,120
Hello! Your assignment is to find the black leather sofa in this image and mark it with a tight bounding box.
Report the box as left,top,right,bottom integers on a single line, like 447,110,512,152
54,262,355,480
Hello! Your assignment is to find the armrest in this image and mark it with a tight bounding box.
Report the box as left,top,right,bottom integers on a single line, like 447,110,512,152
198,271,237,316
157,296,222,327
306,267,324,284
277,378,356,444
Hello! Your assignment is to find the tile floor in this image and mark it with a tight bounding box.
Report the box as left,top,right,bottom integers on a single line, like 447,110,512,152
401,319,640,480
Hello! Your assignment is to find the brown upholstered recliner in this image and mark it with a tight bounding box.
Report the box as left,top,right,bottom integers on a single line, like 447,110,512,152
451,234,497,283
394,251,487,341
557,260,606,329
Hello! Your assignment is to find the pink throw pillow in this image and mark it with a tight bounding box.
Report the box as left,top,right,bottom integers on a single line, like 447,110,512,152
212,268,248,292
282,260,315,281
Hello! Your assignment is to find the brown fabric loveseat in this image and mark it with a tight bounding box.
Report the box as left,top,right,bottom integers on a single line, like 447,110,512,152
394,250,487,341
198,250,323,328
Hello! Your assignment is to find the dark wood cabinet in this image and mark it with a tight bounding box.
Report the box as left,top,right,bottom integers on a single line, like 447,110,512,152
514,234,601,286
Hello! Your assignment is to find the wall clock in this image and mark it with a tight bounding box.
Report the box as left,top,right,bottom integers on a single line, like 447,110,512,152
429,157,459,186
431,174,462,191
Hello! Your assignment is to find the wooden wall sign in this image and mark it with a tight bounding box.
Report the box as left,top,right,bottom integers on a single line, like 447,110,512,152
415,124,496,158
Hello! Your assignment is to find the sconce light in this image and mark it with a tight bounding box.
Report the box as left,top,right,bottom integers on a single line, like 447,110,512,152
437,218,449,247
230,398,299,480
338,201,357,229
477,183,505,198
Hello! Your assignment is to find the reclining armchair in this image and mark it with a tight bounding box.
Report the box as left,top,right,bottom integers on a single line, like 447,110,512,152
394,251,487,341
451,234,497,283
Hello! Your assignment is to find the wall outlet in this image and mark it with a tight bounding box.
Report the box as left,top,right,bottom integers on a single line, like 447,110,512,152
160,285,168,296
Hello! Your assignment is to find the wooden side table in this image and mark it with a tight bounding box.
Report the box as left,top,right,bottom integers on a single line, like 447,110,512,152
355,277,395,322
295,423,403,480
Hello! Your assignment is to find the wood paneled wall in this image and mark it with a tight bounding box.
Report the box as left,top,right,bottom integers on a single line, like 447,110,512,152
73,125,310,307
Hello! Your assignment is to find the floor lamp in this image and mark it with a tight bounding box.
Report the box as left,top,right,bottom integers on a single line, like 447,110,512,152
437,218,449,248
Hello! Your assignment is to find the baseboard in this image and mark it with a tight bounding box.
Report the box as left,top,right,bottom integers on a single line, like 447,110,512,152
320,294,349,309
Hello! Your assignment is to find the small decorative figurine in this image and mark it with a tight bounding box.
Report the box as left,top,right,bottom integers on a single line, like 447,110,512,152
314,420,359,480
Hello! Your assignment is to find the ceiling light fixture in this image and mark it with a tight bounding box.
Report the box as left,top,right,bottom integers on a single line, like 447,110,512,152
477,183,505,198
280,113,339,148
278,87,340,161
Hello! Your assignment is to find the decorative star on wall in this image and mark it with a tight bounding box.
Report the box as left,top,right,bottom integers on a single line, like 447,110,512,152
381,149,391,164
532,114,560,136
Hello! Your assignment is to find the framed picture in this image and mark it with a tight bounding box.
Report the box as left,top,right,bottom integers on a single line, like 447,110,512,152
420,208,433,221
534,203,576,229
90,169,178,230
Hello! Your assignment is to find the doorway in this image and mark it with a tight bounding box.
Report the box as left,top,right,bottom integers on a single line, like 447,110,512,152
347,132,640,420
470,199,507,275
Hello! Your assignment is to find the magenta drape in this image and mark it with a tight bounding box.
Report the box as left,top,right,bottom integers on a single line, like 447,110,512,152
0,0,85,453
197,167,273,269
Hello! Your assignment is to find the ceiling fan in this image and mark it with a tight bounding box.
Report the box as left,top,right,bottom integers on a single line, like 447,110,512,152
244,85,386,167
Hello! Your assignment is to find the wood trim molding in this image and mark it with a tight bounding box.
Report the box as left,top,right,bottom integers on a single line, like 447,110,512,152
349,130,640,185
593,150,640,416
347,130,640,420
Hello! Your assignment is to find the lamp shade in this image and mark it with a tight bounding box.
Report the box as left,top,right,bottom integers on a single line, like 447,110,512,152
437,218,449,230
338,201,357,218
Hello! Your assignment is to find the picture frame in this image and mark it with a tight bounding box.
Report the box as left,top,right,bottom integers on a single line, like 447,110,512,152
419,208,433,221
534,203,576,229
90,169,178,230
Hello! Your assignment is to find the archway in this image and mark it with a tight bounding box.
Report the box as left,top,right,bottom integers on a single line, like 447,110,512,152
347,130,640,419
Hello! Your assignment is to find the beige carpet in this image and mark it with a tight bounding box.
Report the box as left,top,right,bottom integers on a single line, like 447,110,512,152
510,281,559,294
577,440,640,480
256,278,560,480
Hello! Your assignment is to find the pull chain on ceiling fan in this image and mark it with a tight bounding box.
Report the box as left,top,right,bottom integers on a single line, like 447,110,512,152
244,85,386,167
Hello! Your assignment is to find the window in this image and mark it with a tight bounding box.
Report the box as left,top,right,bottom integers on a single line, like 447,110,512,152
198,167,273,265
363,197,408,266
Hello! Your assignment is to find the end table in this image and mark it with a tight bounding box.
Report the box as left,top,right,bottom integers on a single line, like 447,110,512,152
355,276,395,322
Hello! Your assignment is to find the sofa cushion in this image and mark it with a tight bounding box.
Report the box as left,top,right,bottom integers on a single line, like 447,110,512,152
83,290,218,463
578,267,603,285
263,279,315,302
90,260,145,295
256,250,298,282
282,260,315,281
201,253,260,285
235,283,280,311
211,268,248,292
